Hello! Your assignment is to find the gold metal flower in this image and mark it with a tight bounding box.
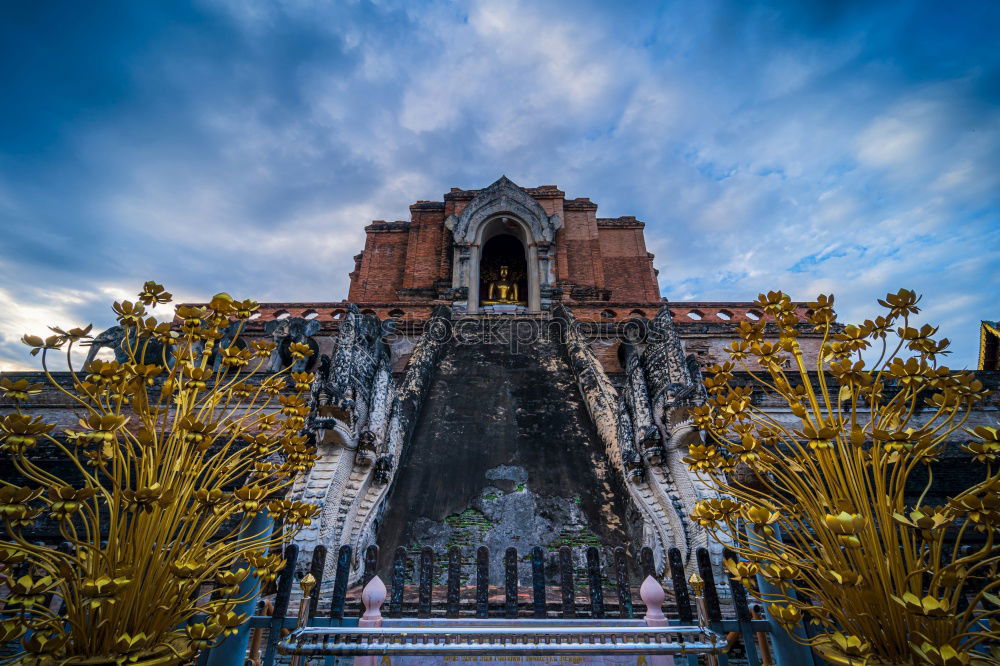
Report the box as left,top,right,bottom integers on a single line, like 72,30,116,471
0,414,54,452
80,575,132,609
7,574,55,607
0,378,44,401
138,281,173,305
768,603,802,628
288,342,313,360
47,486,96,521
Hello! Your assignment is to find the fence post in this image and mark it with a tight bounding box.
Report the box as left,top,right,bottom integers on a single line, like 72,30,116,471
695,548,727,666
329,544,351,623
666,548,694,624
447,546,462,618
357,544,378,616
389,546,407,618
476,546,489,618
306,545,326,619
204,511,274,666
667,549,700,666
639,546,656,580
586,547,604,619
261,544,298,666
504,547,519,619
288,573,316,666
356,576,386,666
418,546,434,618
559,546,575,618
688,573,718,666
531,546,546,618
724,548,761,666
640,576,676,666
614,547,633,619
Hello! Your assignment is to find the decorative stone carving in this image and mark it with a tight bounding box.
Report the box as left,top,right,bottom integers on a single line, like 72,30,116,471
619,342,665,465
448,176,562,247
552,305,690,571
83,326,126,364
308,305,389,432
292,306,453,585
343,306,453,578
372,455,393,485
289,305,397,579
617,403,646,484
355,431,377,466
640,305,721,568
642,306,707,425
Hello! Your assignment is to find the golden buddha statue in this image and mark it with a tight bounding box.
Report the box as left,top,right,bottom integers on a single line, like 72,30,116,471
486,265,521,304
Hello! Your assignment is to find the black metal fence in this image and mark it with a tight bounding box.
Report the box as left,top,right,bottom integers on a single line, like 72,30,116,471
217,542,799,666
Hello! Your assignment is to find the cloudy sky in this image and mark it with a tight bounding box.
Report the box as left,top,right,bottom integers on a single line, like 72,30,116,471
1,0,997,370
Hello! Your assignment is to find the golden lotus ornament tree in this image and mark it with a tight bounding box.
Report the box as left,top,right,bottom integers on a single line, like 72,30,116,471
688,289,999,666
0,282,321,665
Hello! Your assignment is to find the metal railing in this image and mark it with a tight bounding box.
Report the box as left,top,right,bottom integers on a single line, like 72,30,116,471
281,620,726,656
195,542,819,666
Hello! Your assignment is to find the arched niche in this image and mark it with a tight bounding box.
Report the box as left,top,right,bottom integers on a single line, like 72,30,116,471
479,233,528,307
470,216,537,310
446,176,561,314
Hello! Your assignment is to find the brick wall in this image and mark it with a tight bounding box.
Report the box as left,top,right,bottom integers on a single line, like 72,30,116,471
348,222,410,302
346,183,669,309
596,220,659,302
401,202,447,294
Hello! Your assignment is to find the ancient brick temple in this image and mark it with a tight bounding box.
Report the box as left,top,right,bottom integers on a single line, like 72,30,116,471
243,177,834,582
12,177,996,587
348,176,661,315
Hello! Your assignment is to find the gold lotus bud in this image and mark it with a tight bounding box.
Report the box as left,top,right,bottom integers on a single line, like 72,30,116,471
185,622,222,649
830,632,870,658
22,630,66,655
112,632,150,655
824,511,865,535
209,292,235,313
211,609,249,636
723,558,758,587
300,572,317,597
138,281,172,305
0,378,44,402
288,342,313,361
769,603,802,628
688,572,704,597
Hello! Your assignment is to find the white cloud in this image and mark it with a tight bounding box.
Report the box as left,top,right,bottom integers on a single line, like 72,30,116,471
0,0,996,369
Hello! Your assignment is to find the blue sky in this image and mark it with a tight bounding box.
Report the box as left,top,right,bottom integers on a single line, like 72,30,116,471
1,0,997,370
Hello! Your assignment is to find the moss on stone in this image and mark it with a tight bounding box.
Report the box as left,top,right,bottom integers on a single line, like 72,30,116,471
550,524,602,549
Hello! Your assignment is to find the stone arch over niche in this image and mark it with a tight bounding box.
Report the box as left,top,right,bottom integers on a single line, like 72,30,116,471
445,176,562,314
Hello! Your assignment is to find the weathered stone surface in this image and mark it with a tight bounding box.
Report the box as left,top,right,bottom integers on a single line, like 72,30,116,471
375,324,631,583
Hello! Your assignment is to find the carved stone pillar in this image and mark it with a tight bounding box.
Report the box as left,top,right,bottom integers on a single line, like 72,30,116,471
621,342,664,465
